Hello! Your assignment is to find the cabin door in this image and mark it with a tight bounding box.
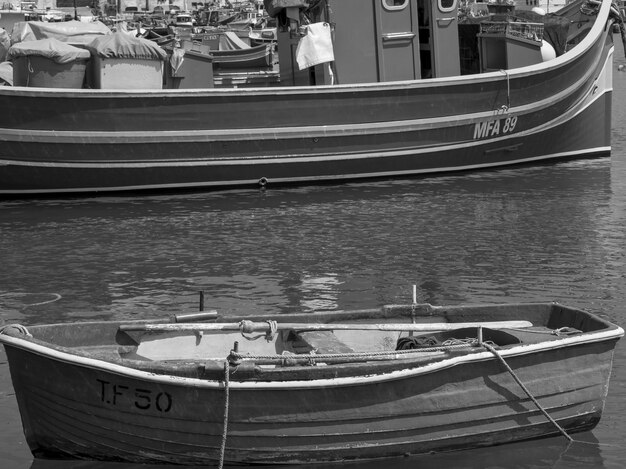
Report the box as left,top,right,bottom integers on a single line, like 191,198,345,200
377,0,421,81
430,0,460,77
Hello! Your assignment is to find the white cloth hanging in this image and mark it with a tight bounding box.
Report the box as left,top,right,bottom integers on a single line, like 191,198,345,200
170,48,185,74
295,22,334,71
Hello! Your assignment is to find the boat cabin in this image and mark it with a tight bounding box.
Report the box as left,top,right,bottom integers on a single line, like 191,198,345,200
268,0,554,86
0,0,588,93
272,0,462,85
173,13,194,27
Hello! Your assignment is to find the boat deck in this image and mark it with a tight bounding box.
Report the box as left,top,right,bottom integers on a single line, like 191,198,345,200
70,324,579,364
3,302,618,381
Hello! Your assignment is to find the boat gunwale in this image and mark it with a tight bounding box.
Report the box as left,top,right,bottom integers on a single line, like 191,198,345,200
0,47,609,145
0,0,613,99
1,303,623,389
1,328,621,389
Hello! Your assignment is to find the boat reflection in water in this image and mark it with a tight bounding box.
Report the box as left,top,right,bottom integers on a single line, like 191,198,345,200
25,432,609,469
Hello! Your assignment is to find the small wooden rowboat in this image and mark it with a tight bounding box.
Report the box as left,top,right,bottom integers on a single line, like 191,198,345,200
0,302,623,465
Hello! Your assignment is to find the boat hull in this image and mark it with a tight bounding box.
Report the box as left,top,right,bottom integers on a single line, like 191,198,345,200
0,86,613,194
0,4,616,195
2,333,618,465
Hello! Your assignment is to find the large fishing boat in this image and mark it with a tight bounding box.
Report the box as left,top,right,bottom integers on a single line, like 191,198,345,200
0,0,622,195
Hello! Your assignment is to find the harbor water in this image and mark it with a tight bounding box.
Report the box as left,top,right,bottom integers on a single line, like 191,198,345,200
2,45,626,469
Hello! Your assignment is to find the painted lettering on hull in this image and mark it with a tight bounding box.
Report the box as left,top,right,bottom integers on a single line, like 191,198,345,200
474,116,518,139
97,379,173,412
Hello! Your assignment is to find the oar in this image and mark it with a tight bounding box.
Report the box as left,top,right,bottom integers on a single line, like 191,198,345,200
169,311,218,323
119,320,532,333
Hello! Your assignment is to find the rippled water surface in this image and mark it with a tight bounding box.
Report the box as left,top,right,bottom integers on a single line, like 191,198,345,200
2,42,626,469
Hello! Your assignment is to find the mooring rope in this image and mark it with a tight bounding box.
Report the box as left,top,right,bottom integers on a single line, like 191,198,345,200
481,341,573,442
0,324,32,337
508,326,582,337
500,69,511,112
0,292,62,308
218,360,230,469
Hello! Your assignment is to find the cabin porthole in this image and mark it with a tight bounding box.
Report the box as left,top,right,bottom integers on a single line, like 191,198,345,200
382,0,409,11
438,0,457,13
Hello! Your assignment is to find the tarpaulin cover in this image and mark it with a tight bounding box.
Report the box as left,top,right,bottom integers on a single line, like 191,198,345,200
219,31,251,51
11,20,112,46
8,38,90,64
0,61,12,86
263,0,309,17
0,29,10,62
85,32,167,60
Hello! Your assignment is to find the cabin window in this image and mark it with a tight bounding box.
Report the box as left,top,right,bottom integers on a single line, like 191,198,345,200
438,0,457,12
383,0,409,11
